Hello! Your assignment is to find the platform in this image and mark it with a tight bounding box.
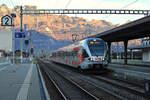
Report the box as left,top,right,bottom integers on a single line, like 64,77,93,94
111,59,150,67
108,63,150,73
107,63,150,85
0,63,49,100
0,58,10,66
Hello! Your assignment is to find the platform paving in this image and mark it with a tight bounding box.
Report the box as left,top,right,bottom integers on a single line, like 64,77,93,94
108,63,150,73
108,63,150,81
0,63,47,100
111,59,150,67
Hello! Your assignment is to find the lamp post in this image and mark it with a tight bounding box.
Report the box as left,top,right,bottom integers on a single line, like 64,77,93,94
11,13,16,64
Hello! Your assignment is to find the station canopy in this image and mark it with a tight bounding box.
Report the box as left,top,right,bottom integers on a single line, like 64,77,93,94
93,16,150,42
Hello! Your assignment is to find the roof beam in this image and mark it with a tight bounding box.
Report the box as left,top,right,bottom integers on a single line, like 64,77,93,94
23,9,150,15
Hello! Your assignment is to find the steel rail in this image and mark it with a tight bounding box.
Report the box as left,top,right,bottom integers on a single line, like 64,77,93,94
41,62,98,100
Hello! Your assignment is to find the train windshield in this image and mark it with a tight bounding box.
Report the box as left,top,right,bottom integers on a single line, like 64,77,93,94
88,40,106,56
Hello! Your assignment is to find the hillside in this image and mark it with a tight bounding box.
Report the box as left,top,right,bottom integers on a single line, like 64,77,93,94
14,30,72,54
0,4,115,40
0,4,142,47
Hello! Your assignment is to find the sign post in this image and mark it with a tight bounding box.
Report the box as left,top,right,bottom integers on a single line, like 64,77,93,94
15,31,25,63
11,14,16,64
1,14,15,64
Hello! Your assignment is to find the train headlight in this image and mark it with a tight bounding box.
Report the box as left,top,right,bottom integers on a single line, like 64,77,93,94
90,57,96,61
102,58,105,61
90,57,94,61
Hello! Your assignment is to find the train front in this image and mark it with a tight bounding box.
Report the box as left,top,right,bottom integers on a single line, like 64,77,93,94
80,38,108,70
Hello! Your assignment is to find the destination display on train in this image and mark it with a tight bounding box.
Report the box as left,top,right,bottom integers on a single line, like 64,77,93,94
88,40,101,45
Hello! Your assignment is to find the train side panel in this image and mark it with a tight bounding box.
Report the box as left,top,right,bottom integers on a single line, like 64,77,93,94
50,38,108,70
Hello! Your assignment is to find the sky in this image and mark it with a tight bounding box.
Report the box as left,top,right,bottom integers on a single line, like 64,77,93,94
1,0,150,25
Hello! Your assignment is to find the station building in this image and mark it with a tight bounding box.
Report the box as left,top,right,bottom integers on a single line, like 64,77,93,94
142,37,150,62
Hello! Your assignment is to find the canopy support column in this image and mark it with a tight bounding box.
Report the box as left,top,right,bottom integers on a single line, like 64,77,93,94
107,42,111,63
124,40,128,64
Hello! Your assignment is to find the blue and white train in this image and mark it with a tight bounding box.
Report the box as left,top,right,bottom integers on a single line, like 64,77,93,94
51,38,108,71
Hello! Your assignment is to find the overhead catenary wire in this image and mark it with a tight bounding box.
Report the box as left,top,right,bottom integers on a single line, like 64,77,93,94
122,0,138,9
64,0,81,40
7,0,17,13
48,0,60,39
64,0,72,9
103,0,139,53
62,0,72,40
103,0,139,19
9,0,15,8
5,0,11,9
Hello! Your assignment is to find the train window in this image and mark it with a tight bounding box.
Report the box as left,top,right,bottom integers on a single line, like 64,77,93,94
65,52,67,56
71,52,73,56
60,52,62,56
56,53,58,56
67,52,70,56
82,49,89,58
74,51,78,56
88,40,106,56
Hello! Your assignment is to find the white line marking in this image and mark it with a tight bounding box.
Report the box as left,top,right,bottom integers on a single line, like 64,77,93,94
0,65,9,71
0,62,9,66
37,65,50,100
16,64,33,100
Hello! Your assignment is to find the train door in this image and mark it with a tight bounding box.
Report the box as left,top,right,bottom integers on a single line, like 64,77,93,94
72,50,78,66
78,48,88,63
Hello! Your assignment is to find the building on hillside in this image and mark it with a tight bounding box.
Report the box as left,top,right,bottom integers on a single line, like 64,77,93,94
142,37,150,62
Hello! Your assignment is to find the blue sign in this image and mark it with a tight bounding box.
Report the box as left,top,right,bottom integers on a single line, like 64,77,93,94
145,80,150,96
15,32,26,38
24,24,27,31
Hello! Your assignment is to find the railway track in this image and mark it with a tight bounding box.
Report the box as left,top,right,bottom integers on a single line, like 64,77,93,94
106,67,147,87
38,62,66,100
103,74,144,88
90,75,148,99
40,61,127,100
39,61,98,100
39,60,149,100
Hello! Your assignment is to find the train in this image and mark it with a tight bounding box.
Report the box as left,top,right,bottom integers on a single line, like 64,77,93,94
50,38,108,71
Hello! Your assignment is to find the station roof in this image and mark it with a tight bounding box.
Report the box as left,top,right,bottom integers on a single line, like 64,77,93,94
93,16,150,42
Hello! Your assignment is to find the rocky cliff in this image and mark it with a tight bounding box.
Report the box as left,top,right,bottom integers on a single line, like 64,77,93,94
0,4,142,46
